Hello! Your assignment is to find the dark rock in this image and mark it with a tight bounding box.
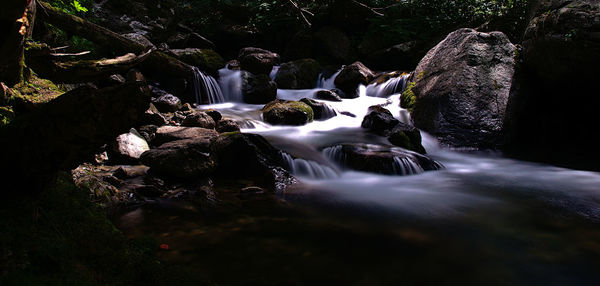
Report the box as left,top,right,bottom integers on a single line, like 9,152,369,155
238,47,280,75
300,98,337,121
334,62,375,98
114,165,150,179
314,89,342,102
366,41,423,70
140,138,216,179
138,125,158,144
503,0,600,171
182,111,216,129
121,32,155,49
388,123,426,154
170,48,225,75
323,144,442,176
283,30,314,60
361,106,399,135
226,60,241,70
153,126,219,146
111,128,150,163
241,71,277,104
314,26,353,64
151,90,182,113
216,118,241,133
205,109,222,122
340,111,356,118
411,28,516,149
274,59,321,89
143,103,168,126
179,103,196,114
262,100,314,126
126,69,146,83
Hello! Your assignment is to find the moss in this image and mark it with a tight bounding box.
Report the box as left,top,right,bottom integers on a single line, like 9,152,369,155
401,81,417,111
11,75,64,105
287,101,314,122
0,106,15,126
0,173,202,285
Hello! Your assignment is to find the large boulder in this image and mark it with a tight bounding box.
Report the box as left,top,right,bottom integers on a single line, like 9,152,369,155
241,71,277,104
170,48,225,75
323,144,442,176
300,98,336,121
410,28,516,149
262,100,314,126
140,138,216,179
334,62,376,98
361,106,399,135
274,59,321,89
504,0,600,170
238,47,280,75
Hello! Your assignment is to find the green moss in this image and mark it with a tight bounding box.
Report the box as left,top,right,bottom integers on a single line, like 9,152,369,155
287,101,314,122
0,106,15,126
401,81,416,112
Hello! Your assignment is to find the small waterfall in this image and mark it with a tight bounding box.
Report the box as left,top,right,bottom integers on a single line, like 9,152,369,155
281,152,339,179
218,68,243,102
322,145,344,164
269,65,280,80
366,74,409,98
192,67,225,104
392,156,425,175
316,68,342,89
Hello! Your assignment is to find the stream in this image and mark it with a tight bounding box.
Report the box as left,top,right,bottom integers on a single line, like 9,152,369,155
117,67,600,285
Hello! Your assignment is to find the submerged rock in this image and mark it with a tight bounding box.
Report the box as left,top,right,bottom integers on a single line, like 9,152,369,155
411,28,515,149
241,71,277,104
361,106,399,135
140,138,216,179
300,98,336,121
274,59,321,89
323,144,442,176
334,62,375,98
238,47,280,75
262,100,314,126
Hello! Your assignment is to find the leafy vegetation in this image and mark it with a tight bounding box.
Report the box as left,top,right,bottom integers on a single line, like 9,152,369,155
47,0,91,15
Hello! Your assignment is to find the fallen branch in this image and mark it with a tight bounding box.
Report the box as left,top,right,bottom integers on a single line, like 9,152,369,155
352,0,385,17
286,0,312,27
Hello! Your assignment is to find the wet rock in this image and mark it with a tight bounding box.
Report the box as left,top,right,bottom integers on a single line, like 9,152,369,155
114,165,150,179
262,100,314,126
216,118,241,133
182,111,216,129
300,98,337,121
361,106,399,135
121,32,155,49
151,89,182,113
205,109,222,122
411,28,515,149
388,123,426,154
274,59,321,89
314,89,342,102
323,144,442,176
238,47,280,75
170,48,225,75
241,71,277,104
334,62,375,98
153,126,218,146
112,129,150,163
138,125,158,143
140,138,216,179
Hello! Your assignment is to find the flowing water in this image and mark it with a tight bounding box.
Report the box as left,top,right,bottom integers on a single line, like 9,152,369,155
119,67,600,285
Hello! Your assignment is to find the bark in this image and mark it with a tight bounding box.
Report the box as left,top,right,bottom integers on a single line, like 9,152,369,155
36,1,194,80
0,0,36,86
25,43,154,83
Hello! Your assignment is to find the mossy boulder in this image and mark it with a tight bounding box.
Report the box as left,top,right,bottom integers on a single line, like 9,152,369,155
274,59,321,89
300,98,337,121
388,123,426,154
334,62,375,98
262,100,314,126
241,71,277,104
170,48,225,75
238,47,280,75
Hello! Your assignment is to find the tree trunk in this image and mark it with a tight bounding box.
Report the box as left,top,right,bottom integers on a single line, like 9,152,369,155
0,0,36,86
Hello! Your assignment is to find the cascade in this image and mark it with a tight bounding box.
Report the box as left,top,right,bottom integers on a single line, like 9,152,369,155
218,67,243,102
392,156,425,175
281,152,339,179
316,68,342,89
366,74,409,98
192,67,225,104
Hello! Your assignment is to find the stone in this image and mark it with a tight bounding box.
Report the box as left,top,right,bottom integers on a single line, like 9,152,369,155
388,123,426,154
238,47,280,75
300,98,337,121
153,126,219,146
140,138,216,179
334,62,376,98
274,59,321,89
361,106,399,135
314,26,353,63
182,111,216,129
262,100,314,126
112,128,150,163
411,28,516,149
170,48,225,75
121,32,155,49
241,71,277,104
151,88,183,113
216,118,241,133
314,89,342,102
143,103,168,126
